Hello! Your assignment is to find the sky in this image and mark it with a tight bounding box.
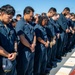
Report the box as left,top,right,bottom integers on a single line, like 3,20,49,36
0,0,75,17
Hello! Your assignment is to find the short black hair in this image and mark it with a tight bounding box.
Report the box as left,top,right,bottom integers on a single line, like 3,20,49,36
23,6,34,15
0,8,1,15
74,14,75,17
64,7,70,11
41,12,46,16
11,18,17,23
1,4,15,16
0,8,1,12
16,14,22,17
38,16,48,25
48,7,57,12
70,13,74,16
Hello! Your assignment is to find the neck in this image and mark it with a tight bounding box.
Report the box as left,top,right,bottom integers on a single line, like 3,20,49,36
24,16,28,23
0,16,2,21
2,21,7,27
62,11,65,15
0,17,7,27
3,22,7,27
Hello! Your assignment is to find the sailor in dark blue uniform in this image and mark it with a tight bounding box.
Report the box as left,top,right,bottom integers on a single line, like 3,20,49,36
49,14,61,63
16,6,36,75
34,16,49,75
46,7,57,68
0,4,17,75
57,7,70,57
65,13,75,51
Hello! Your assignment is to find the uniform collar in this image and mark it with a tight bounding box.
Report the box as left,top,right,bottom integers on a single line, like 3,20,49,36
61,13,64,17
49,18,54,23
0,20,5,27
39,24,45,29
22,18,30,25
50,18,54,21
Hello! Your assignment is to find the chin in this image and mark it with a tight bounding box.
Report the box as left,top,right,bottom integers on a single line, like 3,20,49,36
3,22,9,25
6,22,9,24
29,20,31,22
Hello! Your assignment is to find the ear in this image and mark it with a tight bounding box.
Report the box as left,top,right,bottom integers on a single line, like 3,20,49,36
1,12,5,16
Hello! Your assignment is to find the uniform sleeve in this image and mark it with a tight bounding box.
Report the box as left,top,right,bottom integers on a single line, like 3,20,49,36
0,33,1,46
47,24,55,38
57,15,67,31
14,29,18,41
15,21,24,36
71,21,75,28
46,26,53,38
34,28,41,38
73,22,75,27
